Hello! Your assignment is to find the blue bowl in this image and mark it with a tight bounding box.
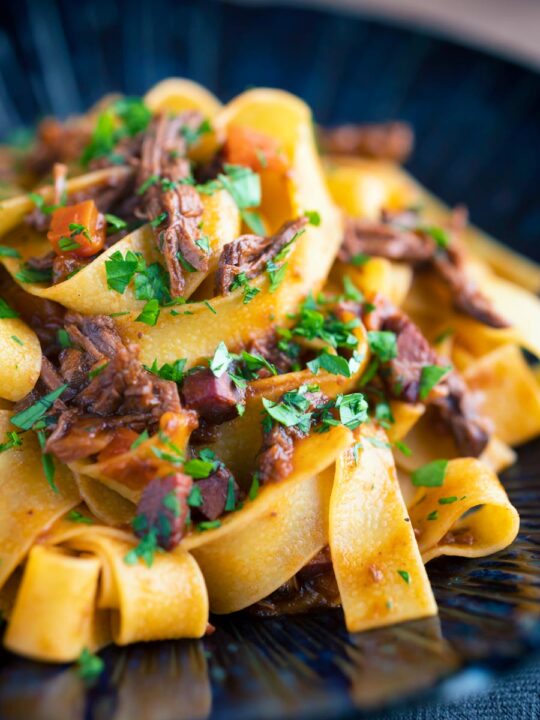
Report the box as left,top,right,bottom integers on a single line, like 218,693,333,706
1,2,540,718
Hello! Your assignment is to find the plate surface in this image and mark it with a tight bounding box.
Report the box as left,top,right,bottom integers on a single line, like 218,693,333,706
1,1,540,718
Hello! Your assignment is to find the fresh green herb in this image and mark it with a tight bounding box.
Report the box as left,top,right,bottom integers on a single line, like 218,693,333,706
209,342,233,377
367,330,398,362
438,496,458,505
427,510,439,521
375,400,394,426
237,351,278,379
181,118,212,146
236,402,246,416
195,235,211,254
11,385,68,430
136,299,160,326
68,223,91,241
359,358,379,386
130,430,149,450
224,476,236,512
105,213,128,231
197,520,222,532
0,430,22,453
262,386,314,431
352,442,362,464
27,192,61,215
124,528,159,567
307,351,351,378
150,212,168,228
89,363,109,379
15,264,52,284
58,236,81,252
82,97,151,166
105,250,141,294
145,358,186,383
367,436,391,449
37,430,57,493
134,262,171,304
230,272,260,303
422,225,449,248
305,210,321,226
434,328,455,345
137,174,160,195
266,260,288,293
0,245,21,258
56,329,72,349
248,473,260,500
241,209,265,235
67,510,94,524
394,440,412,457
219,164,261,210
0,298,18,319
187,485,203,508
397,570,411,585
335,393,368,430
203,300,217,315
350,253,370,266
184,458,216,479
11,335,23,346
342,275,364,303
77,648,105,683
411,459,448,488
419,365,452,401
292,304,360,350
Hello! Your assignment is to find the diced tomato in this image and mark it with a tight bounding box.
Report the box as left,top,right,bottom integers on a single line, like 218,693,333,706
47,200,106,258
224,125,289,173
97,428,140,463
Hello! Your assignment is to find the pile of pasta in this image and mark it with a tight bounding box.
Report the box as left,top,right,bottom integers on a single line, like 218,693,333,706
0,79,539,666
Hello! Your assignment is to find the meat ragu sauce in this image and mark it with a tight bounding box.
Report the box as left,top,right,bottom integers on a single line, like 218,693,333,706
1,89,516,632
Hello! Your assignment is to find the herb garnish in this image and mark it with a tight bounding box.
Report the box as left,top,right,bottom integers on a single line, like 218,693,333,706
77,648,105,683
11,385,67,430
411,459,448,488
419,364,452,400
0,298,18,319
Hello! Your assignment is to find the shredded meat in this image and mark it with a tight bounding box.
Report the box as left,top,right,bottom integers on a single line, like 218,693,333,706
182,368,244,424
135,473,192,550
136,112,207,296
192,466,242,521
319,121,414,163
215,217,308,295
25,117,90,178
257,389,328,484
13,312,182,463
341,209,508,329
365,297,489,457
249,547,340,616
248,333,296,375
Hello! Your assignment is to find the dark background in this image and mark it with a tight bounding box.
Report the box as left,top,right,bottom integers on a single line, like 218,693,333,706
0,2,539,719
0,0,539,261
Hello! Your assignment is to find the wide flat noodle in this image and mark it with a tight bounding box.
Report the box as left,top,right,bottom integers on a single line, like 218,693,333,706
332,258,413,308
75,475,135,527
463,343,540,446
184,424,353,613
329,423,437,632
408,458,519,563
117,89,343,366
4,523,208,661
1,188,239,313
0,316,41,401
0,410,80,588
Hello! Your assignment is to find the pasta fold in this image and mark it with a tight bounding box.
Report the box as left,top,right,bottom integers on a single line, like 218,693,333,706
0,316,41,401
408,458,519,563
329,423,437,632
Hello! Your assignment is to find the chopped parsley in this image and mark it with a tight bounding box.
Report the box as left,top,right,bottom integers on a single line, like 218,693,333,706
11,335,23,346
422,225,450,248
209,341,233,377
37,429,57,492
305,210,321,226
67,510,94,524
342,275,364,303
230,272,260,304
57,328,72,348
0,430,22,453
350,253,370,266
187,484,203,508
0,245,21,258
136,299,160,326
438,496,458,505
88,363,108,379
15,264,52,284
411,459,448,488
335,393,368,430
181,118,212,146
204,300,217,315
197,520,222,532
77,648,105,683
184,457,217,479
419,365,452,401
0,298,18,319
11,385,67,430
105,250,141,293
367,331,398,362
427,510,439,521
130,430,149,450
307,351,352,378
145,358,186,383
394,440,412,457
248,473,260,500
124,528,160,567
104,213,128,232
397,570,411,585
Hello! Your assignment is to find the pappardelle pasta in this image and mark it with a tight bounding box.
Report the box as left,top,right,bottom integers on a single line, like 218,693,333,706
0,78,538,668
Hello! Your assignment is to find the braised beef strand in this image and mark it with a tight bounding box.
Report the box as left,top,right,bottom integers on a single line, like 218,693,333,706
135,473,192,550
25,118,90,179
182,368,244,424
341,210,508,329
192,466,242,521
13,313,182,463
136,112,207,296
257,388,328,484
365,297,489,457
319,121,414,163
215,216,308,295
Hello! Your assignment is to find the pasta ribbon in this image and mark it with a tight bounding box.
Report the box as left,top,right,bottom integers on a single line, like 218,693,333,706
184,424,353,613
0,316,41,401
409,458,519,563
329,423,437,632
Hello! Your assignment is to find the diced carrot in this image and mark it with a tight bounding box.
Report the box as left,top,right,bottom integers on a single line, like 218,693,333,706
224,125,289,173
47,200,106,258
97,428,140,463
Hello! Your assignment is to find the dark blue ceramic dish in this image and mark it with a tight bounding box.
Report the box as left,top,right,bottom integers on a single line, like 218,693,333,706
1,2,540,718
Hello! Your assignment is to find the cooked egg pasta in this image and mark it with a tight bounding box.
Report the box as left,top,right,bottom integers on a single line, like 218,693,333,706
0,78,531,666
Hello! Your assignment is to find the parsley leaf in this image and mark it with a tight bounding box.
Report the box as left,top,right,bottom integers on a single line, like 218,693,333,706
230,272,260,303
104,213,127,232
77,648,105,683
422,225,449,248
134,262,171,304
219,164,261,209
124,528,160,567
209,342,233,377
397,570,411,585
37,429,57,493
0,245,21,258
105,250,141,294
438,496,458,505
305,210,321,226
15,264,52,284
307,351,351,377
0,298,18,319
184,458,216,479
342,275,364,303
67,510,94,524
367,330,398,362
11,385,68,430
0,430,22,453
419,364,452,400
411,459,448,487
145,358,186,383
136,299,160,326
181,118,212,146
335,393,368,430
187,485,203,508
